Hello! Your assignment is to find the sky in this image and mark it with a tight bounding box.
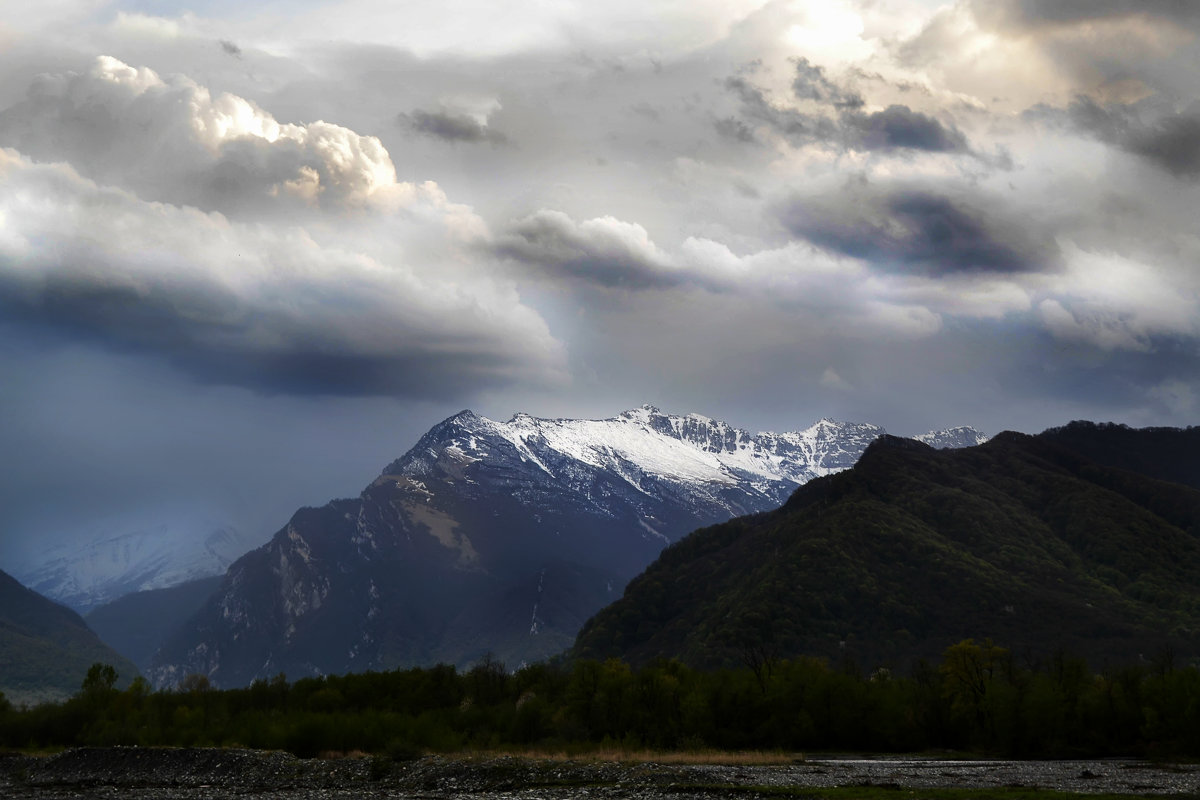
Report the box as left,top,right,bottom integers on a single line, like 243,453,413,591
2,0,1199,563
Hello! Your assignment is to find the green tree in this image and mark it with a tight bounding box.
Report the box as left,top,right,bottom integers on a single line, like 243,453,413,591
81,663,118,695
940,638,1008,744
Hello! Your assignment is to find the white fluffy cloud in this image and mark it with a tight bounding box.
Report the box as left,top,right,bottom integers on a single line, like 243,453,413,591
1036,243,1200,352
0,57,567,398
0,56,410,215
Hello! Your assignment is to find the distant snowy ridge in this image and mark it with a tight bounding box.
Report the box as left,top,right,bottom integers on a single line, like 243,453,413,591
14,521,253,613
914,426,991,449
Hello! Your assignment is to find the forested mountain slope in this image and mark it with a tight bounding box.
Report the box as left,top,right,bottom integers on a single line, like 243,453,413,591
0,570,137,705
574,427,1200,669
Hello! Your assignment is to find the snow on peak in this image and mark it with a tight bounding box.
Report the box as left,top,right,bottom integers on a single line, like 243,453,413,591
399,406,903,493
914,426,990,449
387,406,989,518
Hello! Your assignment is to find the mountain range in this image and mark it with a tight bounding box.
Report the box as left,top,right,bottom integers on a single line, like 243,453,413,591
9,410,1200,704
146,406,984,688
574,422,1200,670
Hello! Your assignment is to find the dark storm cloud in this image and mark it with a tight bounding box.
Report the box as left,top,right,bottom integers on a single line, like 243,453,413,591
0,148,565,400
219,40,242,58
1128,115,1200,177
722,64,968,154
844,105,969,153
495,210,681,290
977,0,1200,30
0,285,536,400
1068,97,1200,178
399,108,507,145
779,184,1054,276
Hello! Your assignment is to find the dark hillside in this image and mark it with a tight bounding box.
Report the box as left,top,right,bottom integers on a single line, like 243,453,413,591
574,430,1200,670
1039,421,1200,490
0,570,138,704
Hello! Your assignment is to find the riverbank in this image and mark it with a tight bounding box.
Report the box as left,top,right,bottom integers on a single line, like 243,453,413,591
1,747,1198,799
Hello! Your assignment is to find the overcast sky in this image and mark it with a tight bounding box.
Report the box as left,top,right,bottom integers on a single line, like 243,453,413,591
2,0,1199,563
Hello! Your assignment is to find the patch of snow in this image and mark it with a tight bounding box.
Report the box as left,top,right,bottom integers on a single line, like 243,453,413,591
638,518,670,544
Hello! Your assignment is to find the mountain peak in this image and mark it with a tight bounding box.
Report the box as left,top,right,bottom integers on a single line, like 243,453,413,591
617,404,662,422
446,409,484,426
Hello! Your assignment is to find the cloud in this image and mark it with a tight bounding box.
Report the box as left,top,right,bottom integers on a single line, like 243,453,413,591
713,115,758,144
1068,97,1200,178
399,108,507,145
819,367,853,391
1147,379,1198,416
900,0,1200,115
778,183,1055,276
722,63,968,154
843,104,968,153
0,56,405,215
975,0,1200,31
228,0,776,60
1036,242,1200,352
495,210,681,289
791,57,863,109
494,207,1042,347
496,210,799,296
0,147,565,398
219,40,242,58
723,75,833,148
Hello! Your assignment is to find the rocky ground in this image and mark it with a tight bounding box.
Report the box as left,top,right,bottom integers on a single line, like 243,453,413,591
1,748,1198,799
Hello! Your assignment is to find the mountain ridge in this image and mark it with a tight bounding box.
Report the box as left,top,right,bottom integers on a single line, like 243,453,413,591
148,406,985,688
573,422,1200,669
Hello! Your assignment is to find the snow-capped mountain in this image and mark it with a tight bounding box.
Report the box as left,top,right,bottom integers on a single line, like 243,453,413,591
150,407,986,688
14,520,253,613
914,425,991,450
387,406,891,541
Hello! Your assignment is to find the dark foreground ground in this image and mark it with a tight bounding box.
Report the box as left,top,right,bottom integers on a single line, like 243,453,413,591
2,748,1198,799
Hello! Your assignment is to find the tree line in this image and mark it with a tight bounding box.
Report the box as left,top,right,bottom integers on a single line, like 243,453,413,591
1,640,1198,759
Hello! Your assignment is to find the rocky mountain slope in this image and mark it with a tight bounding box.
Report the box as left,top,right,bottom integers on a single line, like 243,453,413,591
149,406,984,688
573,423,1200,669
0,569,138,705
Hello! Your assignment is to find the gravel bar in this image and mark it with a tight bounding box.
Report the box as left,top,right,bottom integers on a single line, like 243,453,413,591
1,748,1198,799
